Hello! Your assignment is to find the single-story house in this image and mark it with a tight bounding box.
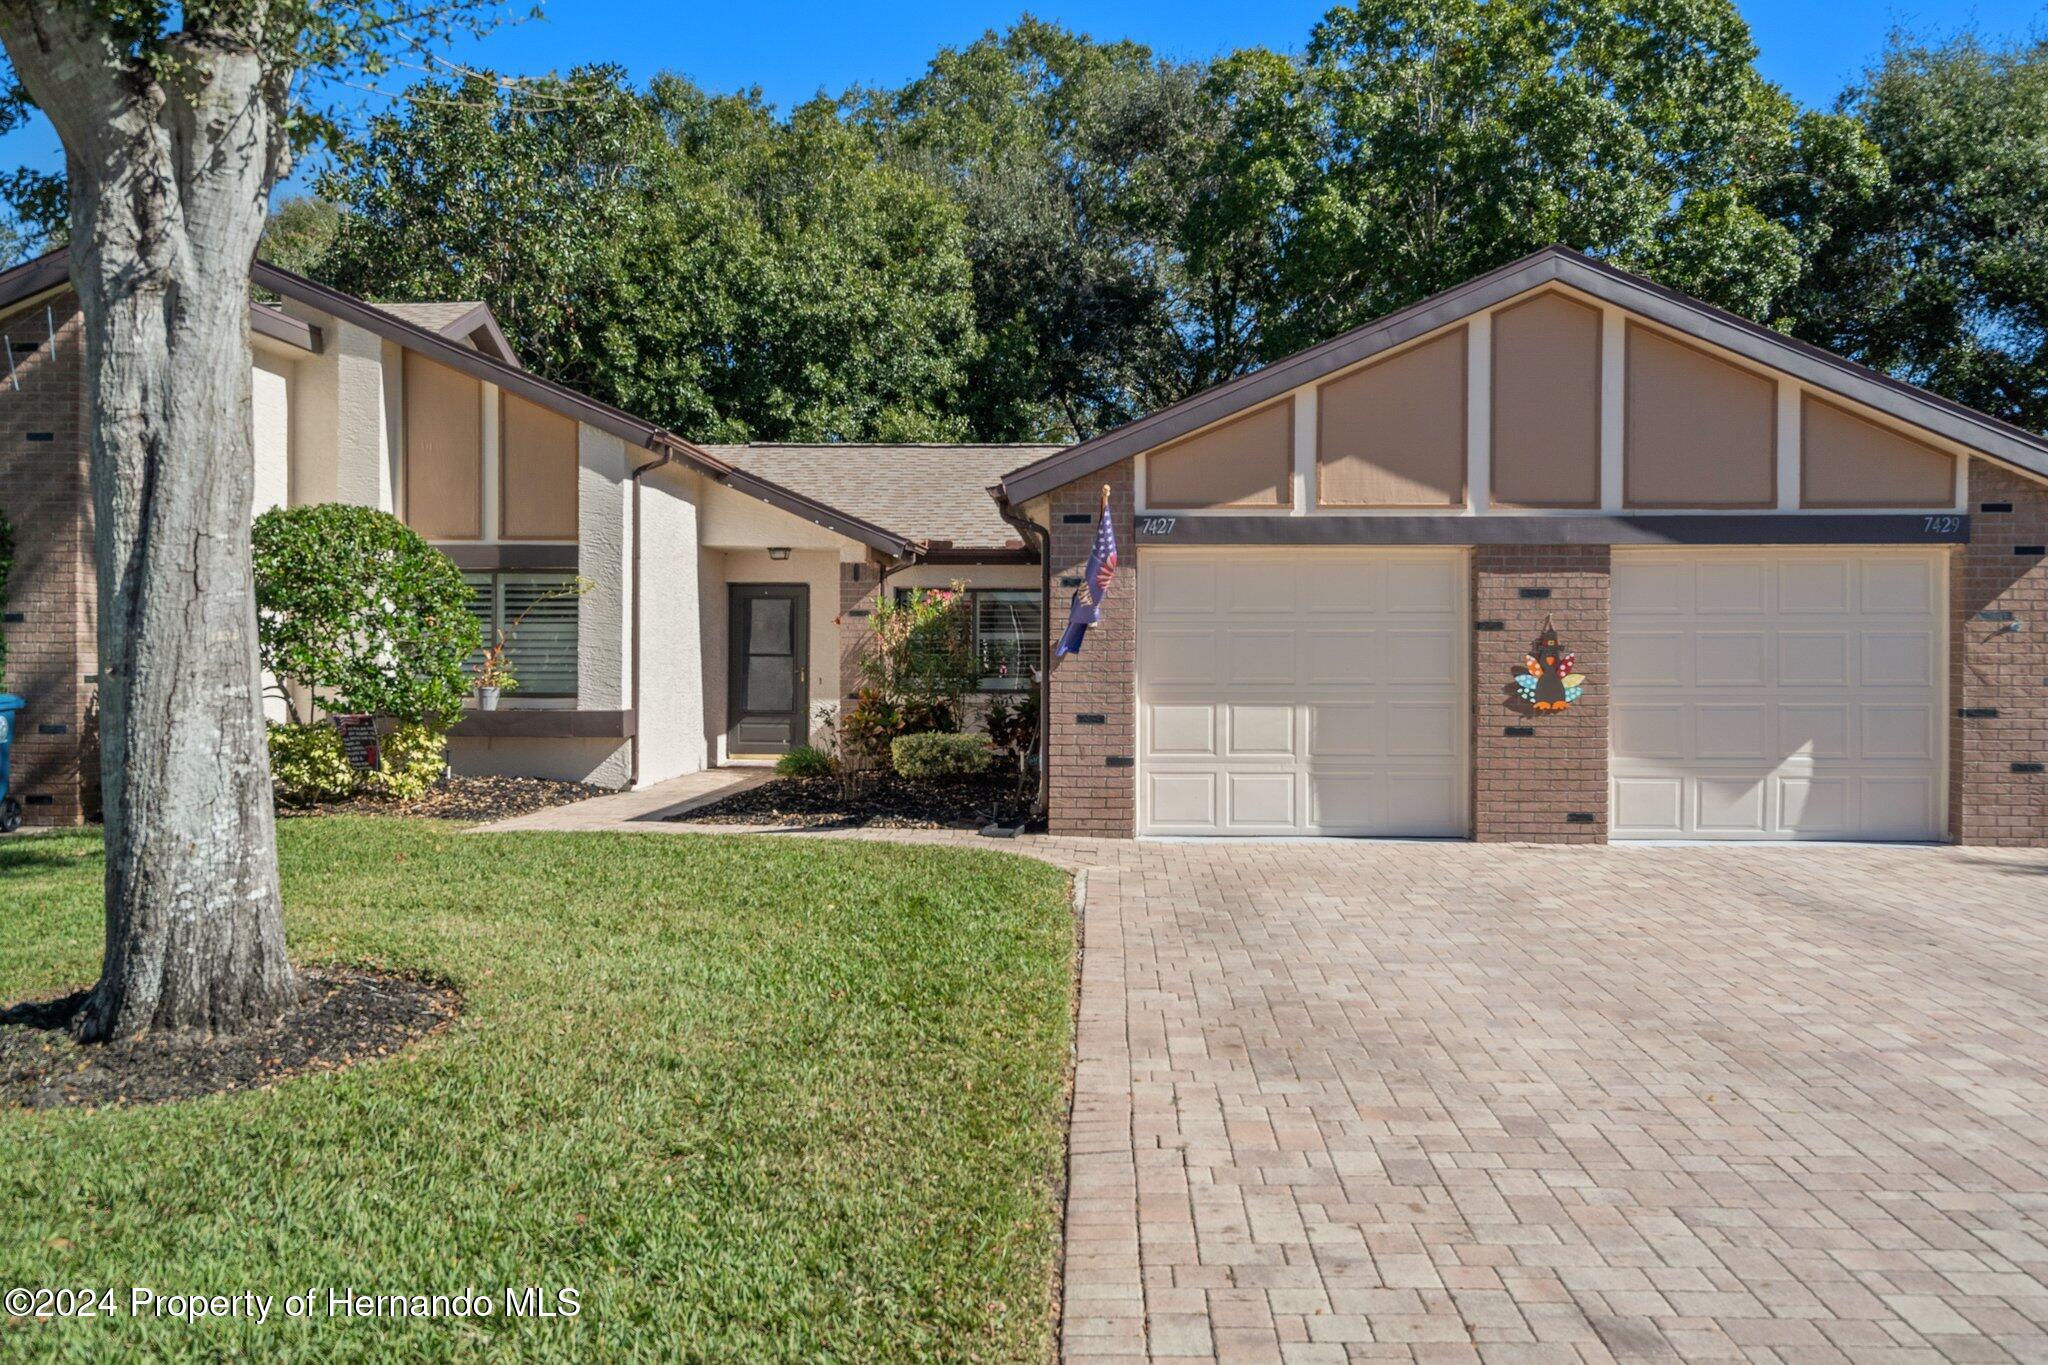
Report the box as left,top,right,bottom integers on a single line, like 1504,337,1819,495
3,245,2044,844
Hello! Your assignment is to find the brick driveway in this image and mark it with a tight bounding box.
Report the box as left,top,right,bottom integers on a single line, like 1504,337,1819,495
1055,839,2048,1364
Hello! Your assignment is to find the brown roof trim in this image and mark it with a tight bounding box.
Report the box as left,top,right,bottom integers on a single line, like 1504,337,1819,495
999,245,2048,503
252,260,915,558
0,249,322,353
425,300,518,365
918,545,1037,565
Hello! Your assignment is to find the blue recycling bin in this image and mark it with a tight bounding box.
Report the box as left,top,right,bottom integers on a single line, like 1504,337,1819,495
0,694,23,833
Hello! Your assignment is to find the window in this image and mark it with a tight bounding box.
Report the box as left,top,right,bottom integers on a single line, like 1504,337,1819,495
974,591,1041,690
466,572,580,697
887,586,1043,690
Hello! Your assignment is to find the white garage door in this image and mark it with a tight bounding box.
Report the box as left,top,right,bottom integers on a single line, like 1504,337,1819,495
1139,548,1467,836
1610,549,1944,841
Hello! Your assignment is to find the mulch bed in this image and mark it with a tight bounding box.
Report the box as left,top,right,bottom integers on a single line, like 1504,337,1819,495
0,969,460,1110
676,772,1034,830
279,774,605,824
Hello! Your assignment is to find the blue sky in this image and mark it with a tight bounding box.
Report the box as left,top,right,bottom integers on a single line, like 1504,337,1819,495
3,0,2043,200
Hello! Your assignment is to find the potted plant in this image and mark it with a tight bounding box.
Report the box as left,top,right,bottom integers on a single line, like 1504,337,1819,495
473,645,518,711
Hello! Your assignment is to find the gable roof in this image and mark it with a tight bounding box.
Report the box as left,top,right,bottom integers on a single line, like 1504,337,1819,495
0,247,914,559
998,245,2048,505
368,299,519,365
708,444,1063,551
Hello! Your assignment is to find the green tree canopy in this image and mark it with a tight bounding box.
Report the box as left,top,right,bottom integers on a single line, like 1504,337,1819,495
1775,31,2048,432
314,66,977,442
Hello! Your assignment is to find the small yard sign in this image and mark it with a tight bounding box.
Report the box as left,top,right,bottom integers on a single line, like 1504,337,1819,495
331,714,381,771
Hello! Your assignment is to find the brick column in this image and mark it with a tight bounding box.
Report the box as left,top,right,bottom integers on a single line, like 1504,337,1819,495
0,296,94,826
1951,462,2048,846
1045,460,1137,837
1471,545,1611,843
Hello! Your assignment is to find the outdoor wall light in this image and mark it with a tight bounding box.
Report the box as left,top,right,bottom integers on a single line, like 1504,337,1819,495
768,547,791,561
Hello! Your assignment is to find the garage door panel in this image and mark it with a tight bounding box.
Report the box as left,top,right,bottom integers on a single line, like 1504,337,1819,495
1307,702,1378,757
1778,559,1851,613
1612,549,1942,841
1304,559,1383,614
1778,704,1850,759
1223,559,1297,615
1613,631,1690,686
1146,557,1218,615
1860,704,1935,760
1698,559,1769,613
1227,772,1297,828
1226,703,1296,758
1146,629,1217,686
1225,631,1298,687
1613,704,1686,760
1696,631,1769,686
1147,771,1217,828
1861,631,1933,686
1387,558,1462,614
1389,629,1459,685
1778,632,1850,686
1140,549,1466,836
1614,776,1685,833
1306,629,1380,685
1862,558,1935,613
1151,702,1218,756
1696,705,1770,760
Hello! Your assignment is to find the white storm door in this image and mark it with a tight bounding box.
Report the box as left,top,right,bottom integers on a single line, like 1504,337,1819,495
1610,549,1943,841
1138,548,1467,837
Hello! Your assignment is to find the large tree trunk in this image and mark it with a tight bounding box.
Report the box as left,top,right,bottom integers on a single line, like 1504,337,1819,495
0,10,296,1038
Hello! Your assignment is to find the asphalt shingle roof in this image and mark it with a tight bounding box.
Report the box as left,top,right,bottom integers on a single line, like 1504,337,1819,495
369,300,488,334
706,444,1067,549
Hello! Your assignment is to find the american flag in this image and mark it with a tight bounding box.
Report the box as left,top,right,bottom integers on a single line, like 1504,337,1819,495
1055,493,1118,657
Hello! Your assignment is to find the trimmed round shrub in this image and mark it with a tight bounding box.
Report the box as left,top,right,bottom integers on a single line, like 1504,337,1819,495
267,722,358,806
368,722,449,803
890,731,991,779
775,744,836,778
254,503,482,727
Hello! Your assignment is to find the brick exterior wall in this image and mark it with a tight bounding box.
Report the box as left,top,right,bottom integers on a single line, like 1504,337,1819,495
1471,545,1611,843
0,293,94,827
1951,461,2048,846
1044,459,1137,837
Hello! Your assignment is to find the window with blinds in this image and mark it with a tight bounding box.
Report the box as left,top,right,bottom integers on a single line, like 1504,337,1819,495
466,572,580,697
974,590,1041,691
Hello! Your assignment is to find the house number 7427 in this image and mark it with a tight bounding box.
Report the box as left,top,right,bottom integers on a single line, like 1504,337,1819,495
1139,517,1177,536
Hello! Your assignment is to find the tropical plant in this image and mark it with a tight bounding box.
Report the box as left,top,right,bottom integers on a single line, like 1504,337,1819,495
253,504,482,728
859,586,978,716
839,690,960,772
985,686,1041,803
891,732,993,780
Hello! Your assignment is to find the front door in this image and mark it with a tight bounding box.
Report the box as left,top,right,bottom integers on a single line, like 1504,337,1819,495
728,584,809,755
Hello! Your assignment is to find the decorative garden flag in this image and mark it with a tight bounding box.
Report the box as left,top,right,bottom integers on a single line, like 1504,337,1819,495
1055,485,1119,657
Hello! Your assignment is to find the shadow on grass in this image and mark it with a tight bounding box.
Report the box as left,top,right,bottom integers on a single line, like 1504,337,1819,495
0,989,89,1033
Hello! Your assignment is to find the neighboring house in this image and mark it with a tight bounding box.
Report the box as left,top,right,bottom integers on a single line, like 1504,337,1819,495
998,246,2048,846
3,244,2044,845
0,250,1040,825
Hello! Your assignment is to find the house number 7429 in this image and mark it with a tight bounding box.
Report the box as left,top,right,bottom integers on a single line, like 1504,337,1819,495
1923,515,1962,534
1139,517,1177,536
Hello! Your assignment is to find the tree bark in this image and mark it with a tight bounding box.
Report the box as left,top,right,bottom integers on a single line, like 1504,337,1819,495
0,7,296,1037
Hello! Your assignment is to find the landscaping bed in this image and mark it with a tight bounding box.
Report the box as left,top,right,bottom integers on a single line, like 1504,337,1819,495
0,819,1074,1360
675,772,1033,829
279,773,604,824
1,969,458,1110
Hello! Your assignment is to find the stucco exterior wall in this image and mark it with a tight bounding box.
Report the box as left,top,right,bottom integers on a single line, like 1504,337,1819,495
718,547,840,750
635,463,709,784
251,351,293,516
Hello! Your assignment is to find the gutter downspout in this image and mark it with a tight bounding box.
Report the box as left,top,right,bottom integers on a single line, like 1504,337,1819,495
992,487,1053,821
627,441,679,787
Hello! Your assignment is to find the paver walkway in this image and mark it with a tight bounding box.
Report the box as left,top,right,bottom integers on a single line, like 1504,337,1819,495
480,792,2048,1362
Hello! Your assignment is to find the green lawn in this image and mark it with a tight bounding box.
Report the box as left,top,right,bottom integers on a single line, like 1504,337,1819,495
0,821,1075,1362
